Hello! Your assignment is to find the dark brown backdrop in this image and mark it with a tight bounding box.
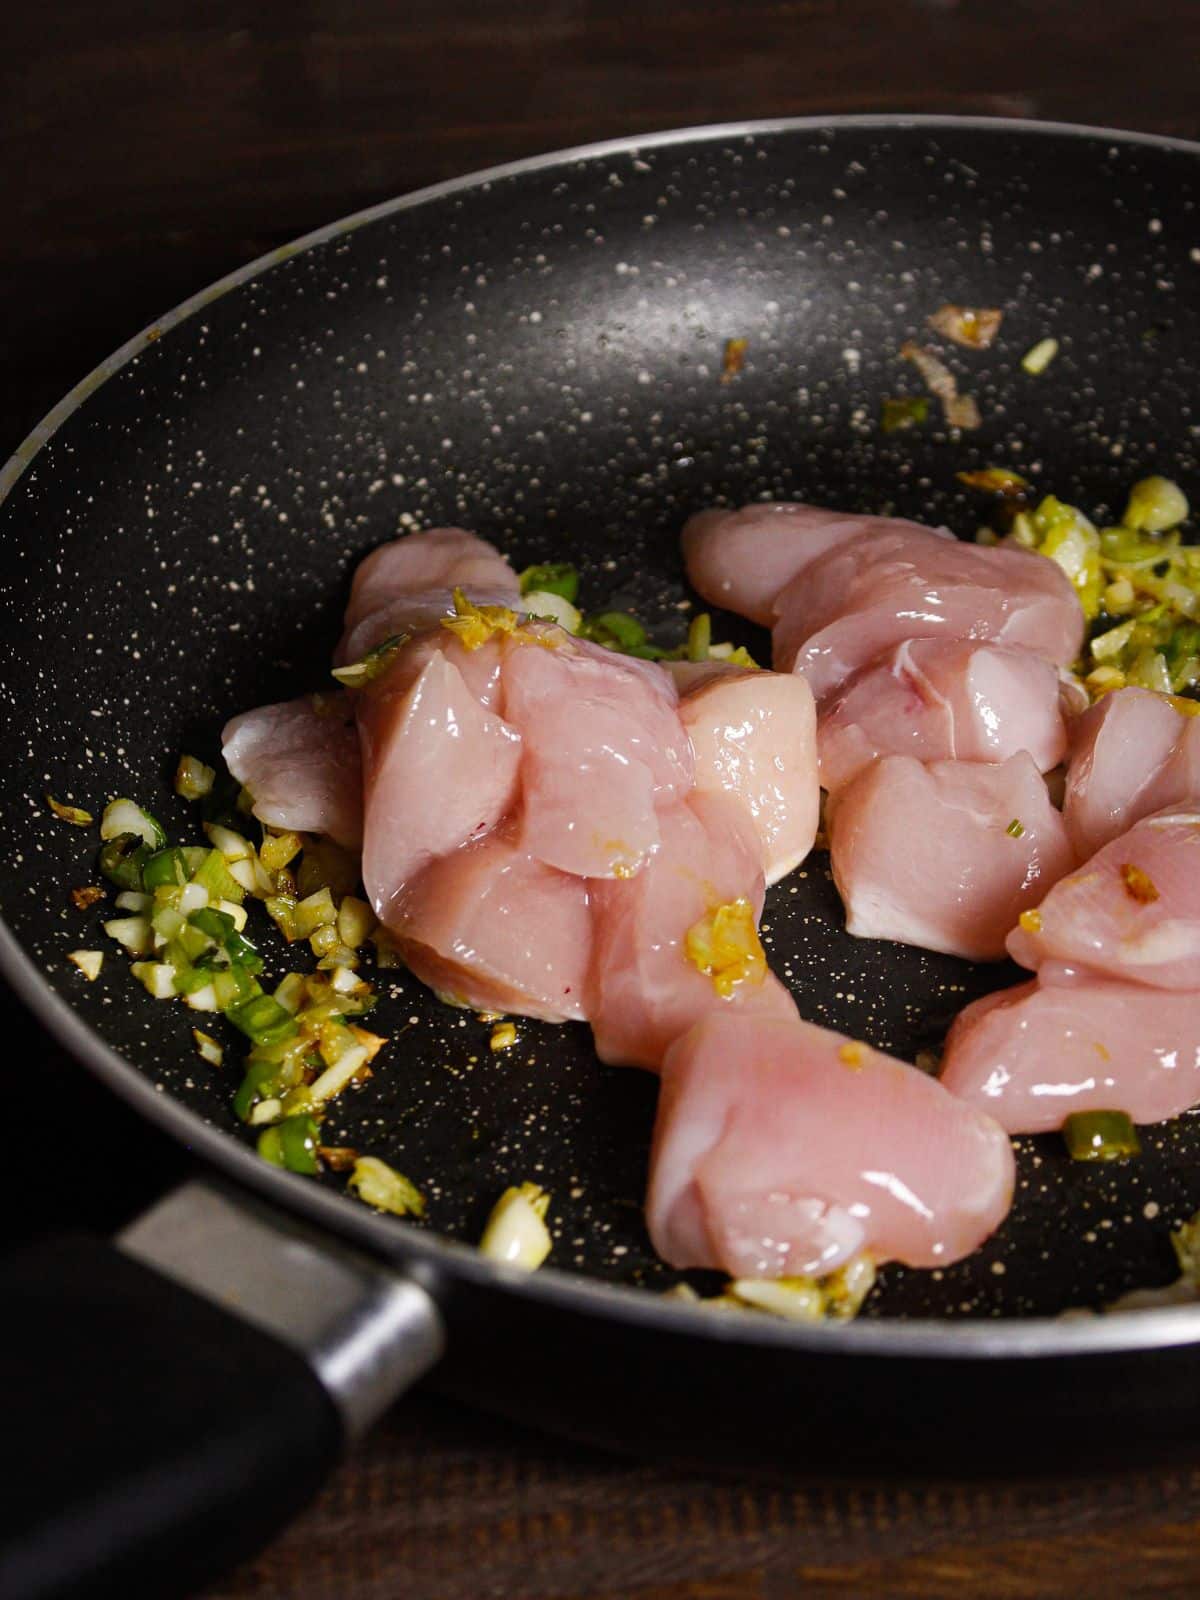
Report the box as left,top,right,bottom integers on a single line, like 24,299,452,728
4,4,1200,1596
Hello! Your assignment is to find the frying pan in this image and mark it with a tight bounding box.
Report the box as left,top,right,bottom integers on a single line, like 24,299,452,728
5,115,1200,1599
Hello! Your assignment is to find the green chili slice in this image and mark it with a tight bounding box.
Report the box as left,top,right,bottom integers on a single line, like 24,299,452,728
142,846,190,890
257,1114,322,1175
98,834,151,891
1063,1110,1141,1162
226,993,298,1048
580,611,648,650
518,562,579,604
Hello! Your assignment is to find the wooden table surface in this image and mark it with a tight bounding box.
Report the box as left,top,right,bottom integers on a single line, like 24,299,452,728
4,4,1200,1596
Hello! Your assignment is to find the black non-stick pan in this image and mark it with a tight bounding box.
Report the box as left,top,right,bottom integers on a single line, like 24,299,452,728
5,116,1200,1599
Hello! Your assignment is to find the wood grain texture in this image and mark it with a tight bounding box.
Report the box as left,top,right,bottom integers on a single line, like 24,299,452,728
5,3,1200,1596
202,1393,1200,1599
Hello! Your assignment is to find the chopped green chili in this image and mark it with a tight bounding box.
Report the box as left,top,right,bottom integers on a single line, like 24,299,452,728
226,993,298,1049
518,562,579,604
98,834,151,892
257,1114,322,1175
142,846,191,890
1063,1110,1141,1162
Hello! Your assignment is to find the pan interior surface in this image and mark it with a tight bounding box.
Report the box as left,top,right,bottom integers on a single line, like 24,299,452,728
3,118,1200,1327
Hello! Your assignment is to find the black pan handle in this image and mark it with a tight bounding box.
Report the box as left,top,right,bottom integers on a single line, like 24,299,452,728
0,1182,444,1600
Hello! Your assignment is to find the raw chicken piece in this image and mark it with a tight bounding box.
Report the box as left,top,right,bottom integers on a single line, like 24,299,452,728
817,639,1069,794
1007,809,1200,989
648,1013,1014,1276
588,791,796,1070
940,966,1200,1133
828,753,1074,961
222,694,363,849
501,636,693,879
340,528,524,659
682,502,938,626
357,644,522,925
389,826,591,1022
675,661,819,884
772,523,1084,700
1063,687,1200,859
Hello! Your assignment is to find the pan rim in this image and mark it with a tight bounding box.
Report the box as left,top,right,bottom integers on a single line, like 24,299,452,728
5,111,1200,1360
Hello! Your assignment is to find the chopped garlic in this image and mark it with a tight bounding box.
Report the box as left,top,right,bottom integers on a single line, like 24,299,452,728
479,1182,552,1269
441,587,520,650
1021,337,1059,375
192,1028,224,1067
1123,475,1189,534
489,1021,518,1052
731,1255,876,1322
174,755,216,801
684,898,767,997
307,1043,370,1105
104,914,154,957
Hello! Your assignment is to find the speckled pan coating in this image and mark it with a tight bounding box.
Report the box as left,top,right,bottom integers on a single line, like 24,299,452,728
3,117,1200,1352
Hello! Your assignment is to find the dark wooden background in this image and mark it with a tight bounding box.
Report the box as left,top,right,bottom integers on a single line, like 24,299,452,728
4,3,1200,1595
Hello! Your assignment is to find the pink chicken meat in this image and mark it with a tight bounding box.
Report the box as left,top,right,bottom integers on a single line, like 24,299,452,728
828,752,1074,961
817,639,1069,793
681,502,940,626
222,693,364,850
587,791,799,1070
1063,687,1200,859
1007,808,1200,989
772,522,1084,701
649,1013,1015,1276
337,526,520,664
940,969,1200,1134
231,521,1021,1284
670,660,819,884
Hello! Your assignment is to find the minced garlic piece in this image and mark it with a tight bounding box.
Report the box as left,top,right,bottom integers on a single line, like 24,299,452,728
479,1182,552,1268
684,898,767,997
838,1041,866,1070
730,1254,877,1322
489,1021,518,1052
1018,908,1043,934
441,587,520,650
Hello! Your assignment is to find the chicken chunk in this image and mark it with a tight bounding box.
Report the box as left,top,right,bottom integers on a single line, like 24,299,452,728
940,967,1200,1133
817,639,1069,794
828,752,1074,961
648,1012,1015,1276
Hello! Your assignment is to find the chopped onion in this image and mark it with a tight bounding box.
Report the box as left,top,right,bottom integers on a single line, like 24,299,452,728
68,950,104,981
